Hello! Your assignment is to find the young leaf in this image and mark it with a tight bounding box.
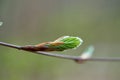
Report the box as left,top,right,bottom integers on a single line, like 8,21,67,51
21,36,83,51
0,22,3,26
80,46,94,59
49,36,83,51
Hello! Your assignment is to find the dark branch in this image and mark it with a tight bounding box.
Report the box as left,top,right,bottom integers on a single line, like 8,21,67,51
0,41,120,63
0,42,21,49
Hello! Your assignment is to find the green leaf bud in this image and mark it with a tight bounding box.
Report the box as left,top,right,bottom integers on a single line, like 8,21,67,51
52,36,83,51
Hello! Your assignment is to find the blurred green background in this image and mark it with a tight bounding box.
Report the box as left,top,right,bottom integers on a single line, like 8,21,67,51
0,0,120,80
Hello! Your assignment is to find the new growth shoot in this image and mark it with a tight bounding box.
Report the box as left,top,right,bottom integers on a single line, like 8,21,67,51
21,36,83,51
0,22,3,26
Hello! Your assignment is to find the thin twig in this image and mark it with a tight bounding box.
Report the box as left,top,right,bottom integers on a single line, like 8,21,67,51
0,41,120,63
0,42,21,49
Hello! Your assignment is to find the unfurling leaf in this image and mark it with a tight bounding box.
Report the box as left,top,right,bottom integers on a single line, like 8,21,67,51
52,36,83,51
21,36,83,51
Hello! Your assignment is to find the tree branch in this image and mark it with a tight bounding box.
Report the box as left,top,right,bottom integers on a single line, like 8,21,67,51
0,42,21,49
0,41,120,63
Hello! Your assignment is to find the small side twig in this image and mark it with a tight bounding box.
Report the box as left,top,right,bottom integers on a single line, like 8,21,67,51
0,41,120,63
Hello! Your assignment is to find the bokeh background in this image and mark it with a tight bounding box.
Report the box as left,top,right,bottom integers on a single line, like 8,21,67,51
0,0,120,80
